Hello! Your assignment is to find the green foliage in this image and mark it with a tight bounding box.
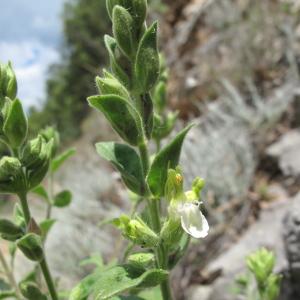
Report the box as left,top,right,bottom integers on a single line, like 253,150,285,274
96,142,145,195
113,215,159,247
0,62,17,100
53,190,72,208
113,6,135,58
19,281,47,300
0,219,24,241
29,0,111,141
88,95,144,145
3,99,28,149
50,148,76,173
16,233,44,262
135,22,160,93
147,124,194,197
235,248,282,300
93,265,168,300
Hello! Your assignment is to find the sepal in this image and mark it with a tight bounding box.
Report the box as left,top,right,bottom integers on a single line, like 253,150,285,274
135,22,160,93
3,99,28,148
17,233,44,262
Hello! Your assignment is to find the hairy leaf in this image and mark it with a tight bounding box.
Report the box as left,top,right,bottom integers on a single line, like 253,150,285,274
147,124,194,197
96,142,145,195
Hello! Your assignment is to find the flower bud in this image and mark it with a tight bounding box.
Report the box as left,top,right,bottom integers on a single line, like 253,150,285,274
0,156,22,181
22,135,43,168
3,98,28,148
17,233,44,262
107,0,147,31
0,62,17,100
19,282,47,300
96,75,130,100
39,127,60,158
114,215,159,248
26,139,53,190
0,219,24,241
128,253,155,269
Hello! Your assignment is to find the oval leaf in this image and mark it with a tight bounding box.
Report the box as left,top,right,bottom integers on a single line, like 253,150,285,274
53,190,72,208
94,265,168,300
147,124,194,197
135,22,160,93
88,95,144,146
96,142,145,195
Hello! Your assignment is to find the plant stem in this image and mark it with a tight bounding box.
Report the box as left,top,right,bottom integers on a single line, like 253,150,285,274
39,259,58,300
46,171,54,220
138,142,150,176
138,143,173,300
0,249,21,299
18,192,58,300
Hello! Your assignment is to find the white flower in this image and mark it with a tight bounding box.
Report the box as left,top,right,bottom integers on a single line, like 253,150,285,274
177,202,209,239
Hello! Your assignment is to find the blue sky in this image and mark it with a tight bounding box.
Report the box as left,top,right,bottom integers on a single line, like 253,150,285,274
0,0,65,109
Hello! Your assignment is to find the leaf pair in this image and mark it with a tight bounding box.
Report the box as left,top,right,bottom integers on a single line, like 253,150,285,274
95,125,193,197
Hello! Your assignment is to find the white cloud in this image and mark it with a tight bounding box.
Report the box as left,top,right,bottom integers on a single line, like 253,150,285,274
0,40,59,109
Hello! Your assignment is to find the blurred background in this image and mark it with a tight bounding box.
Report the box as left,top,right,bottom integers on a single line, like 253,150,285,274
0,0,300,299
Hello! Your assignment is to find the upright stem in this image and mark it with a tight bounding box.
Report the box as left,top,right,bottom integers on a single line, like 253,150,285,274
138,143,173,300
46,171,54,220
0,249,21,299
18,192,58,300
39,259,58,300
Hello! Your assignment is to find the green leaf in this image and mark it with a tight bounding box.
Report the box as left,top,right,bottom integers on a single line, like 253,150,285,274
69,271,102,300
53,190,72,208
106,0,147,30
19,281,47,300
96,75,130,101
0,219,24,241
16,233,44,262
51,148,76,173
94,265,168,300
112,5,134,58
128,253,155,269
147,124,194,197
140,93,153,140
135,22,160,93
96,142,145,195
3,99,28,148
88,95,144,146
104,35,130,88
39,219,56,238
31,185,49,203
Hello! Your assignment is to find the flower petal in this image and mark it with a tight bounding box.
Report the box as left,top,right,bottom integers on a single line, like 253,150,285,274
180,203,209,238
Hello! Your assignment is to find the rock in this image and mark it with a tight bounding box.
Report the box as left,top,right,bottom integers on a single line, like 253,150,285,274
190,195,296,300
185,285,212,300
283,192,300,298
267,130,300,177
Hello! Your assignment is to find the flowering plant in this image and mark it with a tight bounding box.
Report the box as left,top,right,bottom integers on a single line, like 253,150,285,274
0,62,74,300
70,1,209,299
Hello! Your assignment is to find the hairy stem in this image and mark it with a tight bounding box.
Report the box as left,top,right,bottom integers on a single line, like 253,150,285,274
138,143,173,300
18,192,58,300
46,171,54,220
